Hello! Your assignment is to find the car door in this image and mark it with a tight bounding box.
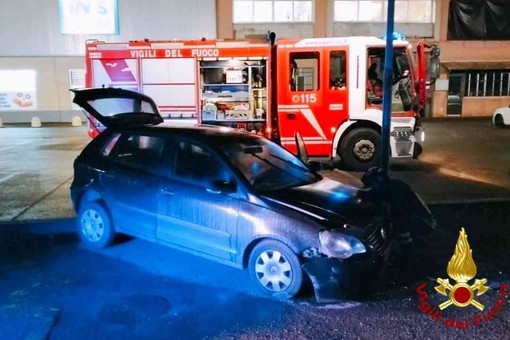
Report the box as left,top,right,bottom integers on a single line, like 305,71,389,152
156,139,239,261
101,133,166,240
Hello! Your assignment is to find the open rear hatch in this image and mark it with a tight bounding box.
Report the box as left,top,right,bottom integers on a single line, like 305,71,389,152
71,87,163,128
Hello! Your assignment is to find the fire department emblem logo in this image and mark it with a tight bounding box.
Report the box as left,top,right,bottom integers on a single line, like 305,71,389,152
435,228,489,311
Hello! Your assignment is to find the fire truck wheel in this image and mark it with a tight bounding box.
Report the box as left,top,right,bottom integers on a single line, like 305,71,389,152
340,128,380,171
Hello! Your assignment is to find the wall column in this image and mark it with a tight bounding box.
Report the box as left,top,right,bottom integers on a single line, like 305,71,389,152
314,0,328,37
216,0,234,39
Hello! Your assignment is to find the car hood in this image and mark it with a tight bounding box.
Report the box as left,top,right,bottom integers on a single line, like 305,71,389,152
261,176,381,226
71,87,163,128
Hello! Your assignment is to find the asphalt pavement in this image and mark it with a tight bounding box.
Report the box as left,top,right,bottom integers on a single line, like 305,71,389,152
0,202,509,339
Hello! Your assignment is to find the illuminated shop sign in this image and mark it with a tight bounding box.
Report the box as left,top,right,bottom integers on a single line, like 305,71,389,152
59,0,119,35
0,70,37,111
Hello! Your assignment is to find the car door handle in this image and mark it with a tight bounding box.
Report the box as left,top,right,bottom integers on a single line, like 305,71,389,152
160,188,175,196
287,113,296,119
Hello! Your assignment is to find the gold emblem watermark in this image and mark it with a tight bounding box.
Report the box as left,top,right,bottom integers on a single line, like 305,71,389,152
434,228,489,310
416,227,508,329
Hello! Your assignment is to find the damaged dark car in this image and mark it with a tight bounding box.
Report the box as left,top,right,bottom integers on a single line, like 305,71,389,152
70,88,434,303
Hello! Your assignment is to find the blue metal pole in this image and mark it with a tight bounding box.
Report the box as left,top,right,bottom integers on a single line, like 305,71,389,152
381,0,395,175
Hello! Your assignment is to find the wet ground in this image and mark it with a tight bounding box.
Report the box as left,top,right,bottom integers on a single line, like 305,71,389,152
0,201,509,339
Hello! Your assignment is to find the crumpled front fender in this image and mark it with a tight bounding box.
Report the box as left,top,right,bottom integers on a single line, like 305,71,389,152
302,255,384,303
302,258,352,303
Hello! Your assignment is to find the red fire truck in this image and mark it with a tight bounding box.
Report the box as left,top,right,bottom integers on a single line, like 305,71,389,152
83,33,439,170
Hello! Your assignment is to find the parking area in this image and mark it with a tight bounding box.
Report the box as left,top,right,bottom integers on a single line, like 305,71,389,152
0,124,89,221
0,118,510,223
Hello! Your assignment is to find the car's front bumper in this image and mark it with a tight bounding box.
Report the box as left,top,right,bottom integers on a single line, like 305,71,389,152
302,249,389,303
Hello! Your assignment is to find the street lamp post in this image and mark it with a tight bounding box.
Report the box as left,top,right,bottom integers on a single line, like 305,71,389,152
381,0,395,175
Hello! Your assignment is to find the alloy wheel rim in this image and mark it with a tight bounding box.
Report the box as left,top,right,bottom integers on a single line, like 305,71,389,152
254,250,292,292
80,209,104,242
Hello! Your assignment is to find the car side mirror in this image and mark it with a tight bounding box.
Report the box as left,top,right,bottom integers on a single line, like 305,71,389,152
295,131,309,164
207,180,237,194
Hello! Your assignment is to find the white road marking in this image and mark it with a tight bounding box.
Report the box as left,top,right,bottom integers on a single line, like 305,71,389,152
0,141,30,152
73,143,88,150
0,145,16,152
316,302,362,310
0,173,18,184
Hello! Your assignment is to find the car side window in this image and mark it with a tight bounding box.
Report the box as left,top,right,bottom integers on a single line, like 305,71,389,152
111,134,166,174
173,141,228,186
101,133,121,157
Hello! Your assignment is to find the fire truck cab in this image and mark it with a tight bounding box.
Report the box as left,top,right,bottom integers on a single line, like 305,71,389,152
84,34,437,171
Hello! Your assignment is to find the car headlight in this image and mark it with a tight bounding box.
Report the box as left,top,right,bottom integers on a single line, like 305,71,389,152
319,230,366,259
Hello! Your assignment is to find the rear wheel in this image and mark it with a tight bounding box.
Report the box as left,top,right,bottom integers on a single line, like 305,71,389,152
77,202,115,248
340,128,380,171
249,240,303,299
494,114,505,128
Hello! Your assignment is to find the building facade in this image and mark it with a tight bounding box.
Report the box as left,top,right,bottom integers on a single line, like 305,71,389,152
0,0,508,123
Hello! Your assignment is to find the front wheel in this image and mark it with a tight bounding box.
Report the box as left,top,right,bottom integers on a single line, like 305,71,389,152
249,240,303,299
339,128,380,171
77,202,115,248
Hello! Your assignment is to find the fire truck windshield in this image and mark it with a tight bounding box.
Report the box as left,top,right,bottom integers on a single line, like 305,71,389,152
406,45,417,83
393,48,411,83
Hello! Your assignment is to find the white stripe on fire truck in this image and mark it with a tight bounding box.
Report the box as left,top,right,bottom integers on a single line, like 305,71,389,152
281,140,330,145
278,109,300,113
278,105,308,109
277,106,327,140
281,137,324,141
300,108,327,140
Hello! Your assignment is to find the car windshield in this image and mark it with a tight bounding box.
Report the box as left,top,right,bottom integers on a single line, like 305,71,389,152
219,136,320,191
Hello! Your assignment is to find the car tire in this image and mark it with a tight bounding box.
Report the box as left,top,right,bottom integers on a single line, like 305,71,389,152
494,114,505,128
77,202,115,248
249,240,303,299
340,128,380,171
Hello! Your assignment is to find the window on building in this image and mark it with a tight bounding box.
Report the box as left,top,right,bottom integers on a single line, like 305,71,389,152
460,70,510,97
233,0,313,23
334,0,435,23
0,70,37,111
59,0,119,34
448,1,510,40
